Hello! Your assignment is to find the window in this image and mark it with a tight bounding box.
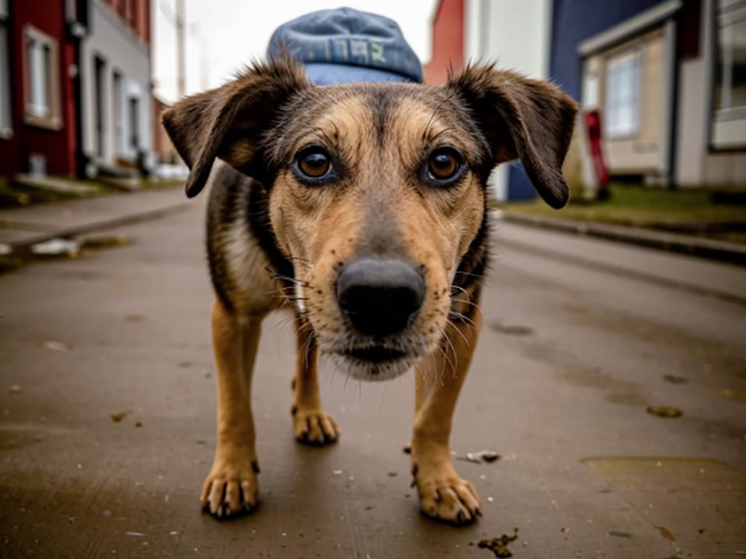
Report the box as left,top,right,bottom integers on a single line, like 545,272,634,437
712,1,746,148
0,12,11,139
129,96,140,151
714,4,746,111
23,26,60,129
604,50,641,138
94,56,106,157
113,71,123,154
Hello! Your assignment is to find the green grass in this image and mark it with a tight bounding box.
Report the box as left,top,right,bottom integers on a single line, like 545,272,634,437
498,184,746,237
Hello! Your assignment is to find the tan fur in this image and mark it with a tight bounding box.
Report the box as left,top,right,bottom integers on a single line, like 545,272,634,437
162,57,577,525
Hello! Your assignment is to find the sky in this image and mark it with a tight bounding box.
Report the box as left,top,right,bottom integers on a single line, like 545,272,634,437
153,0,439,104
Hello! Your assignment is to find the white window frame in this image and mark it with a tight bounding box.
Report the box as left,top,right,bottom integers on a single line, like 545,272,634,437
604,49,642,139
23,25,62,130
582,70,600,110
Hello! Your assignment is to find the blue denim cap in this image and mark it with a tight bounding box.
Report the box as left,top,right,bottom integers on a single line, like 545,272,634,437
267,7,423,85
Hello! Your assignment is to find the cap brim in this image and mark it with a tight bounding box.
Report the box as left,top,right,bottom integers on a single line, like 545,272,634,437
304,63,413,85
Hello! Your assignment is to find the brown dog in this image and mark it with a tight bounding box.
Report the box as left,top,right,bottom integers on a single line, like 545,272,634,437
163,57,576,525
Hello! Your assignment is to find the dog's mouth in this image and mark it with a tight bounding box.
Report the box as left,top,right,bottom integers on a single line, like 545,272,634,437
343,345,407,363
327,341,419,381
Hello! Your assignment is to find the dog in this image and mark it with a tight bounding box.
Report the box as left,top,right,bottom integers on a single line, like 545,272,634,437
163,56,576,525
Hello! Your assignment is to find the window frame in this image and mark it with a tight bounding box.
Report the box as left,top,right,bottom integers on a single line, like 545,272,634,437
710,0,746,150
603,48,643,140
22,25,62,130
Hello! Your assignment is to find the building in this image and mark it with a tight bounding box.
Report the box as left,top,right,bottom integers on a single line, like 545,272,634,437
554,0,746,187
425,0,562,201
465,0,553,201
152,94,178,165
0,0,84,177
80,0,153,177
423,0,465,85
425,0,746,196
0,0,153,181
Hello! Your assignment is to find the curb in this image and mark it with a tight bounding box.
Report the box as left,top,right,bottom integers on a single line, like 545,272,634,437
500,212,746,267
4,201,191,256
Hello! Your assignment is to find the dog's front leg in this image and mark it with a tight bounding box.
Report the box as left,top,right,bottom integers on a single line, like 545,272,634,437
291,316,339,445
201,298,264,518
411,294,483,525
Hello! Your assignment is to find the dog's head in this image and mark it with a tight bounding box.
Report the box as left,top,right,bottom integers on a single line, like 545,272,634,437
164,57,576,381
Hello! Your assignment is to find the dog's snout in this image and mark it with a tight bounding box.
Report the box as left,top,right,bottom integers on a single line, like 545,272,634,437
336,259,425,337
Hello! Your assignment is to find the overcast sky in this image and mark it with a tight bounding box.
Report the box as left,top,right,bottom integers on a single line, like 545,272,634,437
153,0,438,104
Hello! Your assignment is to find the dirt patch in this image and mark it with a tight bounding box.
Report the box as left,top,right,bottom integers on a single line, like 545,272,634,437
646,406,683,419
78,233,131,251
109,410,131,423
476,528,519,558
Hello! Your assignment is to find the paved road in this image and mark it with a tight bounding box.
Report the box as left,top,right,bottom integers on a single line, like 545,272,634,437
1,202,744,559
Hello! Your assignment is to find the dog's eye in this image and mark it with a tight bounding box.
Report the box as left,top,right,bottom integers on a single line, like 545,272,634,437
296,148,332,180
426,148,464,184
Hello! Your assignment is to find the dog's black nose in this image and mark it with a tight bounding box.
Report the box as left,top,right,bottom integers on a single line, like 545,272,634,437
336,259,425,337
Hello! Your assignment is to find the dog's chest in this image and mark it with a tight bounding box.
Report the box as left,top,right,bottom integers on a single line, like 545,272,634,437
219,222,280,314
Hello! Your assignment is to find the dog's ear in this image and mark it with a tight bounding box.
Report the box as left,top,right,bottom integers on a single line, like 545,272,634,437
162,58,309,198
448,65,578,209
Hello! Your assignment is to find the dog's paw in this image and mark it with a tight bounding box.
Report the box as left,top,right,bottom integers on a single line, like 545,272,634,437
292,407,340,446
200,457,260,519
413,463,482,525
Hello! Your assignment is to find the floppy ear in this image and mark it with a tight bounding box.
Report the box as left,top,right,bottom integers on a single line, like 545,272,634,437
162,57,309,198
448,65,578,209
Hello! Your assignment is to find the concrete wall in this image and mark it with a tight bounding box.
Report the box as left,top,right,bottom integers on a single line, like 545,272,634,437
81,0,152,171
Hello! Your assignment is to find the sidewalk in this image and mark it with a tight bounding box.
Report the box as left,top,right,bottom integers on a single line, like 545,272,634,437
0,187,190,253
499,211,746,267
495,220,746,306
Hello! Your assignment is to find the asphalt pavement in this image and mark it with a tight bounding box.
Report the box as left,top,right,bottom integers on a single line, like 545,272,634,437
1,199,744,559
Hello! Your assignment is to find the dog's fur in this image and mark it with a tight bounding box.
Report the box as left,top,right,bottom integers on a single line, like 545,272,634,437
163,57,576,525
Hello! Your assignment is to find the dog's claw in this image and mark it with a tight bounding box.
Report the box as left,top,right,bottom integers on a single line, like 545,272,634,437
413,462,482,526
201,462,259,520
293,409,340,446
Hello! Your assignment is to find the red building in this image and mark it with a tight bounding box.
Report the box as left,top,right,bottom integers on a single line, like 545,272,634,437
0,0,82,177
0,0,152,180
423,0,465,85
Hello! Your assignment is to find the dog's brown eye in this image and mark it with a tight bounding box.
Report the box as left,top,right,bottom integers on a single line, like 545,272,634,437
298,151,331,178
427,149,462,182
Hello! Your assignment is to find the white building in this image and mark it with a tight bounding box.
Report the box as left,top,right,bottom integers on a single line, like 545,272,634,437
465,0,553,201
81,0,153,176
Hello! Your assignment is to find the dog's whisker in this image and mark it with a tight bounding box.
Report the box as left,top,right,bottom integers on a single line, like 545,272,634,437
448,311,479,331
446,317,471,347
286,255,314,268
